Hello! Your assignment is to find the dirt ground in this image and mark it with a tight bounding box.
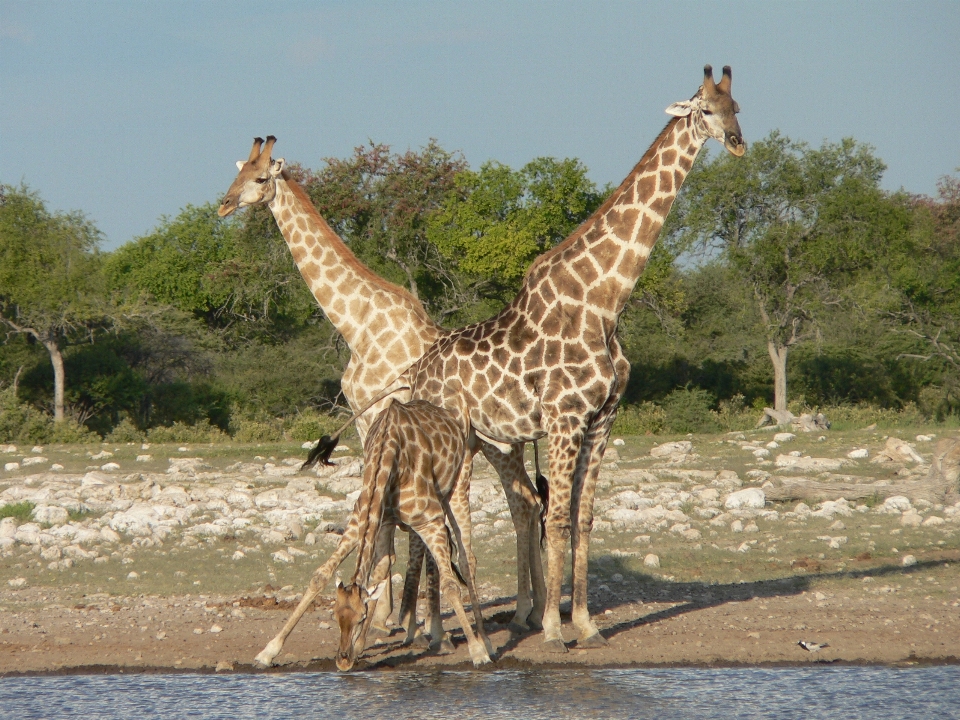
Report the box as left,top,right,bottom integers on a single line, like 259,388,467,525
2,429,959,675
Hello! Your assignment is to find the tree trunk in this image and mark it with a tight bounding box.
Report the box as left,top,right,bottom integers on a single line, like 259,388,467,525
41,337,66,423
767,341,789,412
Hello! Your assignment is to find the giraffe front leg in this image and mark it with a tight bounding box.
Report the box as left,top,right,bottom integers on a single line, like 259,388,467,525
483,442,544,632
399,533,427,646
419,521,491,667
540,429,583,653
254,522,359,667
570,405,620,647
423,550,453,654
368,524,397,635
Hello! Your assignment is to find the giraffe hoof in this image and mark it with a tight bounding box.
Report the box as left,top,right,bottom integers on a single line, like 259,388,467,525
367,624,391,638
432,638,456,655
409,634,431,649
576,632,608,649
542,638,569,654
507,621,532,635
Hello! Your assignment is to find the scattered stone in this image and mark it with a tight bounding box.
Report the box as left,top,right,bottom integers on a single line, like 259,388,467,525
50,464,64,471
8,577,26,588
21,456,48,467
871,437,924,464
921,516,945,527
650,441,692,459
301,440,319,450
901,555,918,567
731,519,744,533
882,496,913,513
775,455,846,472
0,445,17,454
127,571,139,580
828,520,846,531
215,660,234,672
847,448,868,459
32,505,68,525
136,455,152,462
89,450,113,460
209,624,223,633
774,432,796,443
916,435,933,442
900,512,923,528
4,462,20,472
271,549,295,564
101,462,121,472
724,488,766,510
613,438,625,447
643,554,660,568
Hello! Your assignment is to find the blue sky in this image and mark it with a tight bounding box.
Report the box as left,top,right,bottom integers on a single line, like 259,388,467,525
2,1,958,250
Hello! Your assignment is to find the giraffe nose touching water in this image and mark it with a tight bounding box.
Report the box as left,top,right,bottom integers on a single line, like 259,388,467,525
236,64,745,667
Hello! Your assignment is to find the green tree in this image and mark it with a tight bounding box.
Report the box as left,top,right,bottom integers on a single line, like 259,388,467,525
667,132,909,412
306,141,468,321
0,184,106,422
426,157,605,312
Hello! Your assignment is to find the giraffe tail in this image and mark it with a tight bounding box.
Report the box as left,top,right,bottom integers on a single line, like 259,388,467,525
533,440,549,549
301,434,340,470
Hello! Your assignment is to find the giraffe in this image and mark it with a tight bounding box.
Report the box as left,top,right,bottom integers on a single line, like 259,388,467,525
255,399,493,669
398,65,745,652
217,140,546,632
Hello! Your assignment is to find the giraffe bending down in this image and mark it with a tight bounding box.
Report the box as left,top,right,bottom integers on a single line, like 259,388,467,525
218,138,546,632
398,66,745,652
255,400,493,669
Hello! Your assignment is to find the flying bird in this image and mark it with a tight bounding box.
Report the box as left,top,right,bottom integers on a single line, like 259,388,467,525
798,640,830,652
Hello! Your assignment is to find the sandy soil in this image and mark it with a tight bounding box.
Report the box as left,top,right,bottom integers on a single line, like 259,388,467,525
2,430,958,675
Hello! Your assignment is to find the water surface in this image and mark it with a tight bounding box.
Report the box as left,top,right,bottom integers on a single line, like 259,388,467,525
3,666,958,719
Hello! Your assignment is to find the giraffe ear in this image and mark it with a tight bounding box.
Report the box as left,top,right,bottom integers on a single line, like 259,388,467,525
335,572,344,588
236,161,245,170
270,158,285,177
665,100,695,117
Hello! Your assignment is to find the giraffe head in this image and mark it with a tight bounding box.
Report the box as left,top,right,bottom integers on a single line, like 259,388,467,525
333,577,387,671
666,65,745,157
217,136,285,217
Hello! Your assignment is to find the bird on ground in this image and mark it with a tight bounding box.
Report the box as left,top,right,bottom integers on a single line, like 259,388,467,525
797,640,829,652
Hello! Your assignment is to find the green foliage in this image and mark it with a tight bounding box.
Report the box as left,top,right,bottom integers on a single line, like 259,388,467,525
0,501,35,522
428,157,604,304
286,410,345,441
105,417,145,443
0,385,98,443
612,402,665,435
662,387,721,434
145,419,227,444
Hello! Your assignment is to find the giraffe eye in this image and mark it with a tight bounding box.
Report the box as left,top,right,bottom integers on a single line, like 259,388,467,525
255,177,268,184
702,108,713,116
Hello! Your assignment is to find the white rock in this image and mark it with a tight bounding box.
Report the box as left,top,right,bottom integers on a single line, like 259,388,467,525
89,450,113,460
8,577,26,588
232,550,245,560
682,528,702,541
167,457,210,476
724,488,766,510
100,527,121,543
773,432,796,443
271,549,295,564
0,518,17,539
731,519,744,533
650,441,692,458
643,554,660,568
50,464,64,471
101,462,121,472
765,441,779,449
900,512,923,528
901,554,918,567
4,462,20,472
31,446,43,453
753,448,770,458
744,522,759,533
613,438,625,447
127,571,139,580
21,456,48,467
304,532,317,546
847,448,868,459
737,542,752,553
136,455,152,462
301,440,320,450
828,520,846,530
775,455,846,471
32,505,68,525
921,516,945,527
882,496,913,513
916,435,932,442
0,445,17,454
209,624,222,634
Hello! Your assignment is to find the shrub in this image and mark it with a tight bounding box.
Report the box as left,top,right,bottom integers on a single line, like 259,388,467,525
612,402,665,435
662,387,720,434
286,410,346,441
714,393,755,431
0,386,99,443
230,418,284,443
105,417,146,443
0,501,35,522
146,419,228,444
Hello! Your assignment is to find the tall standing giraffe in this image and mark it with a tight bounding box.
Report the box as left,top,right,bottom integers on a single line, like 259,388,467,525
400,66,745,651
217,139,547,631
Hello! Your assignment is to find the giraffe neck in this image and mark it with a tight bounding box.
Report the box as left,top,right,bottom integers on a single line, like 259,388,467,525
267,175,437,352
521,114,706,319
351,409,397,586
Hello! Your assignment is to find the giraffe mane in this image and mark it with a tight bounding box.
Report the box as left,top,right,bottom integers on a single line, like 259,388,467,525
520,116,684,285
281,172,439,327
